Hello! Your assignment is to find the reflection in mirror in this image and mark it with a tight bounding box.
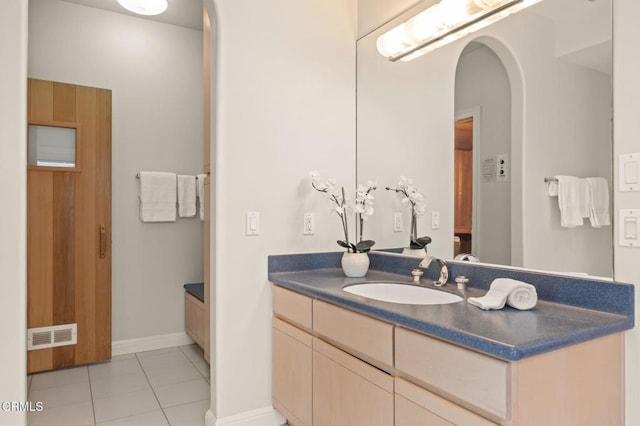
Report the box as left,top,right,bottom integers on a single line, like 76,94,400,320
357,0,613,277
454,42,512,266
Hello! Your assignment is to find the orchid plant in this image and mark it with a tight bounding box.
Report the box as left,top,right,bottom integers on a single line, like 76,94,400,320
386,176,432,250
309,171,376,253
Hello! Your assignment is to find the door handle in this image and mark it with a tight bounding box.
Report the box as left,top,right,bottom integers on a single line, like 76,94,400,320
99,224,106,259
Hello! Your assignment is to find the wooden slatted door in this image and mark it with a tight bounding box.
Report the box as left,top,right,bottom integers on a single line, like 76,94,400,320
27,79,112,373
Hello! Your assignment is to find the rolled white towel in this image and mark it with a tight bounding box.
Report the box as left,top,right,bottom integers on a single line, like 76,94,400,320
467,278,537,311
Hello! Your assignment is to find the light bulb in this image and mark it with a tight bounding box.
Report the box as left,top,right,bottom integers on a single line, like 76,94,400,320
376,24,412,58
117,0,168,16
405,5,447,44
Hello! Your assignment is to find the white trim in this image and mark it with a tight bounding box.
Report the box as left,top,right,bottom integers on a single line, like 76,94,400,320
205,407,286,426
112,332,194,356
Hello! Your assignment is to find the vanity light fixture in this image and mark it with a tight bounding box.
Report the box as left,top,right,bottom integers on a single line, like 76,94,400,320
377,0,542,62
117,0,168,16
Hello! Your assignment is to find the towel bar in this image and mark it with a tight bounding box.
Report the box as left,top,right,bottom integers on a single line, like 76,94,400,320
544,177,558,183
136,173,199,179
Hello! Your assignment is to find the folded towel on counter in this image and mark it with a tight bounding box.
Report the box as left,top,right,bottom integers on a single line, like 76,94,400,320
585,177,611,228
467,278,538,311
555,175,589,228
178,175,197,218
197,174,207,220
139,171,177,222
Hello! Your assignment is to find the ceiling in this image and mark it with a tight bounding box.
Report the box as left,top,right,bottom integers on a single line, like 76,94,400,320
60,0,202,30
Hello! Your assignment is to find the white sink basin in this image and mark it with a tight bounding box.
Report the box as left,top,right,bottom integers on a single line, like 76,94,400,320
343,282,463,305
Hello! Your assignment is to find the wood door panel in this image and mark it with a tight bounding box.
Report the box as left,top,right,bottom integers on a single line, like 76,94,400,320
27,79,111,372
53,82,76,123
29,79,54,121
27,171,54,329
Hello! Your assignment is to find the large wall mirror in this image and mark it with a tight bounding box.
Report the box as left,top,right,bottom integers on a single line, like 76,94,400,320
357,0,613,277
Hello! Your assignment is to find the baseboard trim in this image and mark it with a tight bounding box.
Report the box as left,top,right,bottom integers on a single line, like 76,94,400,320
112,332,195,356
205,406,286,426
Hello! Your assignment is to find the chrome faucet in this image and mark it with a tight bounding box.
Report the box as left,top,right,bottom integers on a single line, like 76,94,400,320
454,253,480,262
418,255,449,287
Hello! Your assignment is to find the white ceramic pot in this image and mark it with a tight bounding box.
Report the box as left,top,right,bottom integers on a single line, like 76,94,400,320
341,252,370,278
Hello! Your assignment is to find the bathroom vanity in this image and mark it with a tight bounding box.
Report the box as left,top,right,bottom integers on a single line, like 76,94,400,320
269,252,634,426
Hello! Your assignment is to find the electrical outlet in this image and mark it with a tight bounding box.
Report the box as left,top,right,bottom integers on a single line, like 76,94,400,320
303,213,315,235
393,212,403,232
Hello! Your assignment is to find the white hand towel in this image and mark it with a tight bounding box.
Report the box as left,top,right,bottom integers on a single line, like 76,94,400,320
555,175,588,228
547,180,559,197
139,171,177,222
467,278,538,311
196,174,207,220
178,175,197,218
585,177,611,228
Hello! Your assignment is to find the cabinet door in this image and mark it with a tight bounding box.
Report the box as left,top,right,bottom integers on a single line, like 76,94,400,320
273,318,312,426
185,293,204,347
395,378,496,426
313,338,393,426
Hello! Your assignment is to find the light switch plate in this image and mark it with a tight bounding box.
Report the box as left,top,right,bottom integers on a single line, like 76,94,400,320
431,211,440,230
619,153,640,192
393,212,403,232
246,211,260,236
619,209,640,247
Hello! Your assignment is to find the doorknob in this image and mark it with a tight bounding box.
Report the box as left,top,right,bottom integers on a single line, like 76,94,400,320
99,224,106,259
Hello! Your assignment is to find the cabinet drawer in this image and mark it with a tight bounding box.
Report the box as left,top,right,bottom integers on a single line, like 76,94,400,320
313,299,393,367
273,285,312,329
395,378,497,426
395,327,509,421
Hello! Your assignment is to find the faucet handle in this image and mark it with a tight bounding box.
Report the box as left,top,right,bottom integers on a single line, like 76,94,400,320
455,275,469,290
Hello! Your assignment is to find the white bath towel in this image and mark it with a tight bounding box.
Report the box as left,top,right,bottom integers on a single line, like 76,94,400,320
585,177,611,228
138,171,177,222
178,175,197,218
467,278,538,311
197,174,207,220
555,175,588,228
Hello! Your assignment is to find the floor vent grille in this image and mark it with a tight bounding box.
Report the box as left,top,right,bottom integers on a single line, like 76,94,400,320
27,324,77,350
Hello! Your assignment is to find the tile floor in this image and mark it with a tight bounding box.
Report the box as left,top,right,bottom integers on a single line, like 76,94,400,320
27,345,210,426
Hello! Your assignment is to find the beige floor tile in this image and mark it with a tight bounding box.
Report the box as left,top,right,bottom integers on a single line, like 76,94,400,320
135,347,180,359
30,366,89,391
89,358,144,381
29,381,92,409
145,362,202,388
96,409,169,426
164,399,210,426
154,378,210,409
137,351,191,371
90,371,150,399
27,400,94,426
93,388,160,424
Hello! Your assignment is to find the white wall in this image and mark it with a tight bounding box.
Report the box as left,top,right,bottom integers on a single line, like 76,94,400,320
356,0,613,276
28,0,204,343
207,0,356,423
0,1,27,424
455,44,512,265
614,1,640,424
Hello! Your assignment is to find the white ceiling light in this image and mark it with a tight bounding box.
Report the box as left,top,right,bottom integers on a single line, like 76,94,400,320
117,0,168,16
377,0,543,62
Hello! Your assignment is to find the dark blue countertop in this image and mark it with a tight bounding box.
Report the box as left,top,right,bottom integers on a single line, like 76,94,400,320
184,283,204,303
268,252,634,361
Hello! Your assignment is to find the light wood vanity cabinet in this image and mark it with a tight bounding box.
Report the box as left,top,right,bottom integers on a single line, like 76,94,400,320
313,338,393,426
185,292,205,348
272,285,624,426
